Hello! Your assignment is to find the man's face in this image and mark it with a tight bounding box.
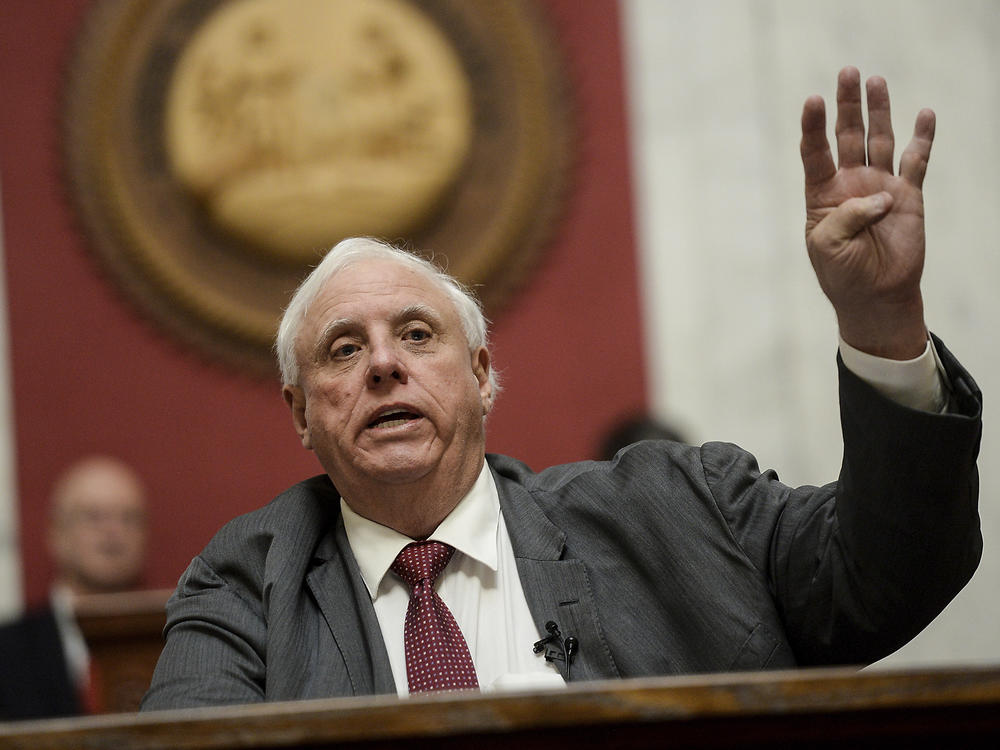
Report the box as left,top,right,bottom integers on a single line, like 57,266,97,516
284,259,492,494
49,461,147,595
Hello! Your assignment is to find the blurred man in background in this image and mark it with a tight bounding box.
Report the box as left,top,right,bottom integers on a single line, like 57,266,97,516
0,456,148,720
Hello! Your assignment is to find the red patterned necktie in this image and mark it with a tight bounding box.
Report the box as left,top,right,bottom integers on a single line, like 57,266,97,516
391,541,479,693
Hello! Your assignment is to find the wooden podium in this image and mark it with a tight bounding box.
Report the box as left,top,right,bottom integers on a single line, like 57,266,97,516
73,588,172,714
2,665,999,749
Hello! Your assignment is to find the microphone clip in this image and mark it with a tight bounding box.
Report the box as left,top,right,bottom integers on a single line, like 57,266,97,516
532,620,579,679
532,620,563,655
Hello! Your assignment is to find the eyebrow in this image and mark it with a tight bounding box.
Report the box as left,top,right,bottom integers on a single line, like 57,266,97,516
309,304,446,364
397,304,444,329
310,317,354,365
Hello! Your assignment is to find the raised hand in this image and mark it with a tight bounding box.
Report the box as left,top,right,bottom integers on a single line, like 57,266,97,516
800,66,934,359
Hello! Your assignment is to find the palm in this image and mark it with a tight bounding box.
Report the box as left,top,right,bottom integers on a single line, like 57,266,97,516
805,165,926,299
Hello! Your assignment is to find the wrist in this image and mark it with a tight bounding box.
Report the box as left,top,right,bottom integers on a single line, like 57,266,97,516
836,299,928,360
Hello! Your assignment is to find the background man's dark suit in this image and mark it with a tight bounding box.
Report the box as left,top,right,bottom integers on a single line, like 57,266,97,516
142,342,982,708
0,608,81,720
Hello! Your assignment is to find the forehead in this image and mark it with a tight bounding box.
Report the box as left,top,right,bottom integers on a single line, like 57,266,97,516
57,465,145,513
305,259,459,332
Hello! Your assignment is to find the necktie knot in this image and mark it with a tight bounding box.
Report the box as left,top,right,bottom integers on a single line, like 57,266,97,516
391,541,454,590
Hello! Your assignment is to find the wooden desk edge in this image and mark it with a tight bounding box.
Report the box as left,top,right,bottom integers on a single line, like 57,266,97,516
2,664,999,749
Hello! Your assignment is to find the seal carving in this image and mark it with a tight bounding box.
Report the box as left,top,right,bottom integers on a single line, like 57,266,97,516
63,0,573,377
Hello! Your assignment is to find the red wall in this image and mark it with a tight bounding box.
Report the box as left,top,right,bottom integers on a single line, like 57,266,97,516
0,0,646,605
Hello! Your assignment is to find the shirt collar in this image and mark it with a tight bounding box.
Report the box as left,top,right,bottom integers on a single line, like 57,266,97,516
341,462,500,599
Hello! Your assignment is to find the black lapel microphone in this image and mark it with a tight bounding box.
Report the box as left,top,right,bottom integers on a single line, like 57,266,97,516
532,620,579,680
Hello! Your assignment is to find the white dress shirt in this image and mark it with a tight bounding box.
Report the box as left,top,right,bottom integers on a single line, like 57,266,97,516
341,463,565,696
341,337,947,696
49,586,89,693
839,336,947,413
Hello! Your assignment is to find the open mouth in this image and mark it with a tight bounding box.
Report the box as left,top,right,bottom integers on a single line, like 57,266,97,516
368,409,421,430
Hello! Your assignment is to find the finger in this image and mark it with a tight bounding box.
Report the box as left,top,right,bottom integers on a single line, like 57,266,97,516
866,76,895,172
800,95,836,187
812,193,893,246
835,66,866,168
899,108,935,188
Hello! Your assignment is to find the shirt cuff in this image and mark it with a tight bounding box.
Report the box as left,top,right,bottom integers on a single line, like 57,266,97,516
838,335,948,413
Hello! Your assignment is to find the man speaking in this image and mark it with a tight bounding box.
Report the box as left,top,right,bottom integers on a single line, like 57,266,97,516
142,68,982,707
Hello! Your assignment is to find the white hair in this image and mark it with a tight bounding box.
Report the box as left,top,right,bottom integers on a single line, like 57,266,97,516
276,237,497,395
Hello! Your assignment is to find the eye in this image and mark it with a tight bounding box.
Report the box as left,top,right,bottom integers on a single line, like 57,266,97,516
332,342,360,359
404,327,432,343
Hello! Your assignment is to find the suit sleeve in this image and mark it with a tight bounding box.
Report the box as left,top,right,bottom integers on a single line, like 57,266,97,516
703,335,982,665
141,555,267,710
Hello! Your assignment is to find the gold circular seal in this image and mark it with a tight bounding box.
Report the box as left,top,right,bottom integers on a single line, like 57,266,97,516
63,0,573,377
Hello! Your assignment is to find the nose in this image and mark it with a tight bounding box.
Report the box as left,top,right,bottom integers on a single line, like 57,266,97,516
365,342,408,388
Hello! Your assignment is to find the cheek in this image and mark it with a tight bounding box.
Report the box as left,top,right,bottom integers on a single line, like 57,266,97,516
453,373,488,422
306,383,356,425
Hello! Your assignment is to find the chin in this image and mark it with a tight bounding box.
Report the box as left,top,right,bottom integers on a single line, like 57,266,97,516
366,463,437,485
354,448,445,484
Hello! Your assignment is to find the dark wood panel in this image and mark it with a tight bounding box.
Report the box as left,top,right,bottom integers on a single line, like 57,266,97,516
74,589,172,714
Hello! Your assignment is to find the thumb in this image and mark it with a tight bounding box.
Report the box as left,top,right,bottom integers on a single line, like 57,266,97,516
821,192,894,243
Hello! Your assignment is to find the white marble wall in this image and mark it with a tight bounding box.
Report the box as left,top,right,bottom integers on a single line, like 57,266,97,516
621,0,1000,667
0,178,22,622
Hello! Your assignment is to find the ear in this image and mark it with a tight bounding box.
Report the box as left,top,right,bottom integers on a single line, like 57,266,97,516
472,347,493,415
282,384,314,450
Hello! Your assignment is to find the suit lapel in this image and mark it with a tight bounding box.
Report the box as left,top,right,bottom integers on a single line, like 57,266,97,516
492,464,621,683
306,516,396,696
37,609,81,715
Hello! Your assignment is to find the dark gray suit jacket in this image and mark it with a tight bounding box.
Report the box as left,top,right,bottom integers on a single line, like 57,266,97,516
142,340,982,709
